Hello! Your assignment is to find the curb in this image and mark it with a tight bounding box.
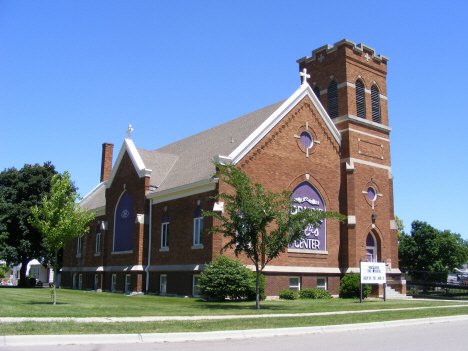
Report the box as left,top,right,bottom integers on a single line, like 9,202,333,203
2,315,468,347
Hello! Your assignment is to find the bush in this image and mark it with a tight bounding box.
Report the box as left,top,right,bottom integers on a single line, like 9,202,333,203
299,288,332,299
200,255,254,301
278,289,298,300
247,272,266,301
339,273,371,299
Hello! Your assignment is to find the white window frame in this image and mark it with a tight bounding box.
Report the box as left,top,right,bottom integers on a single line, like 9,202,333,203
72,274,76,289
193,275,201,297
289,276,301,292
77,237,82,256
160,274,167,295
95,232,101,254
94,274,99,290
111,274,116,293
78,274,82,290
366,232,378,263
125,274,131,294
161,222,169,248
193,217,203,247
317,277,327,290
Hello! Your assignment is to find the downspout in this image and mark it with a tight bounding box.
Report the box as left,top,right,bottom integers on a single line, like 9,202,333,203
145,199,152,293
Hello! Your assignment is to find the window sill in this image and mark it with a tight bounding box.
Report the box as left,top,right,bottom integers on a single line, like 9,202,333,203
94,253,100,257
111,250,133,255
159,247,169,252
191,244,204,250
287,249,328,255
76,255,81,258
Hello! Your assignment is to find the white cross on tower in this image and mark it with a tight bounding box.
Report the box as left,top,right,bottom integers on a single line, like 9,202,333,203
299,68,310,85
365,53,370,62
126,124,133,139
318,53,324,63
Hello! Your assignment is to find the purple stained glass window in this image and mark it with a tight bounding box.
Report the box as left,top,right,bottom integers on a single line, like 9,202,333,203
367,186,376,201
289,182,326,251
300,131,313,149
114,191,134,252
366,233,375,247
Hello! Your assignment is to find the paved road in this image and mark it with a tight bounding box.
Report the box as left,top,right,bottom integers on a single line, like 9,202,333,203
4,318,468,351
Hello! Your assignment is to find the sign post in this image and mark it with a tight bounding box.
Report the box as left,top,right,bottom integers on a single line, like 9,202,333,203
360,260,386,303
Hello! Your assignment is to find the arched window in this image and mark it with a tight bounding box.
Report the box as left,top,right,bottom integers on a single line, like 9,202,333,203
313,86,321,100
366,233,378,262
355,79,366,119
193,207,203,246
113,191,134,252
161,213,169,248
327,80,338,118
289,182,326,251
371,85,381,123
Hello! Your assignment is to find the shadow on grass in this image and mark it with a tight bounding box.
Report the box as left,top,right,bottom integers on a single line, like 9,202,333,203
25,302,69,305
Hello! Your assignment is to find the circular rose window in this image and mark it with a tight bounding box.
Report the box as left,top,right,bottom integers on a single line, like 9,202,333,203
300,131,313,149
367,187,377,202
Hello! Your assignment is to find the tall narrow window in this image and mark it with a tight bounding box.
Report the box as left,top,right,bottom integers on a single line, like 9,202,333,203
125,274,131,294
355,79,366,118
313,86,321,100
371,85,381,123
73,274,76,289
113,191,134,252
111,274,116,292
94,274,99,290
78,274,82,290
193,207,203,246
160,275,167,295
95,224,101,254
327,80,338,118
77,237,82,256
193,275,201,297
161,213,169,248
366,233,378,262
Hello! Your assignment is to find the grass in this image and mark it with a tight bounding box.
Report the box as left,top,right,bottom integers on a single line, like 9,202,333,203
2,307,468,335
0,287,463,318
1,287,468,335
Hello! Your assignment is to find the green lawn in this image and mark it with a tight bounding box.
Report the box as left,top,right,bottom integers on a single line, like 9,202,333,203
0,287,464,318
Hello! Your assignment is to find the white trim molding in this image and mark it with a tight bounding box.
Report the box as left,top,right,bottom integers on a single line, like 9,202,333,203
147,178,217,203
248,265,342,274
288,249,328,255
341,157,391,172
333,114,392,133
338,128,390,142
148,264,205,272
61,265,144,272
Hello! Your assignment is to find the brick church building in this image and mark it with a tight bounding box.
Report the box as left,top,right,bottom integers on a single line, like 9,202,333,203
62,39,404,297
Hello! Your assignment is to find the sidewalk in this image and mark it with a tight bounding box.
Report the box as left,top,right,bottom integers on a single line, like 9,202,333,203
1,303,468,323
2,315,468,347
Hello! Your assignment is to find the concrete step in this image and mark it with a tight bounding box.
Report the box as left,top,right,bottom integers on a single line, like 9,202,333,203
385,286,411,300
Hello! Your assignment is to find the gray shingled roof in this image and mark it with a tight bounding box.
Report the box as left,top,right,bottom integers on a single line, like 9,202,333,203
80,99,285,209
149,100,285,193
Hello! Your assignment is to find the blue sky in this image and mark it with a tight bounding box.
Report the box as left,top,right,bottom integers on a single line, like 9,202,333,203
1,1,467,238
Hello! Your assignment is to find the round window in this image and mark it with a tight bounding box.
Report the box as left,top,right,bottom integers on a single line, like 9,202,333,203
300,131,313,149
367,187,377,201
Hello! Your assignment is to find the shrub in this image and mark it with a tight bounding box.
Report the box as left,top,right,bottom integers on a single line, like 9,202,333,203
247,272,266,301
299,288,332,299
278,289,298,300
200,255,254,301
339,273,371,299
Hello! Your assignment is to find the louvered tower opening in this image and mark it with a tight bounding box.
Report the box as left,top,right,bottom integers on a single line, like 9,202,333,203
355,79,366,119
327,80,338,118
371,85,381,123
313,86,321,100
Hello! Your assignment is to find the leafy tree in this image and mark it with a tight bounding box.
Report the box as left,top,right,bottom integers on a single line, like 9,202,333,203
399,221,468,282
204,163,345,309
0,163,57,287
29,171,95,304
200,255,254,301
395,215,405,242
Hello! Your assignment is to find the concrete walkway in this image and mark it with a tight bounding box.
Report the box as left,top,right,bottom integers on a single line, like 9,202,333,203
2,315,468,347
1,304,468,323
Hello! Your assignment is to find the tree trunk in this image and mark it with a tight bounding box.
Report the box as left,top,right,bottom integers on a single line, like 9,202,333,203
53,250,57,305
255,265,260,310
19,259,28,287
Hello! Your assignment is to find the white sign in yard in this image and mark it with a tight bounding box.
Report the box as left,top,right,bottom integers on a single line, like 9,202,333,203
360,262,386,284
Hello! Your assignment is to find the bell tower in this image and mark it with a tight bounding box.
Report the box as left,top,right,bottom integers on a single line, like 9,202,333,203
297,40,403,294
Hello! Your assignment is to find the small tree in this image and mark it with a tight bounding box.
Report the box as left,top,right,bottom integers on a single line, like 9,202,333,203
204,163,345,309
29,171,95,305
200,255,254,301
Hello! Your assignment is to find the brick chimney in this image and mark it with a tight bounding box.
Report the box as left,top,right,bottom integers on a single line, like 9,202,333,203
100,143,114,182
